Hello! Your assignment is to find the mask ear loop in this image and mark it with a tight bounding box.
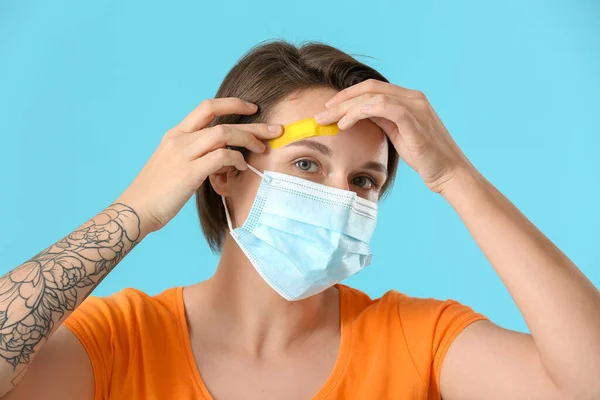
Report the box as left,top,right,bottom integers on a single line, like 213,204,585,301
221,196,234,232
246,164,264,179
220,163,264,232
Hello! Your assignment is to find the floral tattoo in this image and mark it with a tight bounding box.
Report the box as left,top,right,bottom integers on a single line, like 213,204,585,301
0,203,140,369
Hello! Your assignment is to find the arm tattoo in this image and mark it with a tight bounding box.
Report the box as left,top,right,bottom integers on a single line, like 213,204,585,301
0,203,141,370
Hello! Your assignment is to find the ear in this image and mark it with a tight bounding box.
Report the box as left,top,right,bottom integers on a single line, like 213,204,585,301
208,167,238,197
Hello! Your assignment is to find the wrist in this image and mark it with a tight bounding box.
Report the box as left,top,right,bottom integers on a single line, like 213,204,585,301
112,194,156,240
439,164,490,205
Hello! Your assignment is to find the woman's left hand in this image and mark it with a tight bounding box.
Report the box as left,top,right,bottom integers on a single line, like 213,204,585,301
314,79,475,194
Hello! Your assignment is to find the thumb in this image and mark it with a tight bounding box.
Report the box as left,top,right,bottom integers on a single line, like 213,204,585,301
369,116,400,142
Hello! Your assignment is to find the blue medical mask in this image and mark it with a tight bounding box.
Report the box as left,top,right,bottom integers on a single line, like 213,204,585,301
221,165,378,301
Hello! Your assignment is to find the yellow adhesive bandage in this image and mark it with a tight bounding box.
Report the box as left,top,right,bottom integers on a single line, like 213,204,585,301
269,117,340,150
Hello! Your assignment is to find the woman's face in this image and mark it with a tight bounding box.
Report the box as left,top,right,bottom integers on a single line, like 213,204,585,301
226,87,389,227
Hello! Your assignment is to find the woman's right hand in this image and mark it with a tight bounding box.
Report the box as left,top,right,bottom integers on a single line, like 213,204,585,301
117,97,282,236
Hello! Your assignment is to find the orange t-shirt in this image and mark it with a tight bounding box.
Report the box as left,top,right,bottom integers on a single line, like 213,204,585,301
63,284,487,400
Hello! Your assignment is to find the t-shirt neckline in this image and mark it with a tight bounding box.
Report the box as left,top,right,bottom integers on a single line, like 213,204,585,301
172,284,353,400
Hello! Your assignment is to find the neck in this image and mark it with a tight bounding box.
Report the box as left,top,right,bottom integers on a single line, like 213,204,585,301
192,236,339,357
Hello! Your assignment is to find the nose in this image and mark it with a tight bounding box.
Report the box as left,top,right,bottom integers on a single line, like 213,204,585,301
325,173,350,191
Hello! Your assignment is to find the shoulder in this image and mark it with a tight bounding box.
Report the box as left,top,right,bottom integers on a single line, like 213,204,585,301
342,284,485,326
63,286,182,341
340,284,488,394
61,287,186,397
76,286,179,315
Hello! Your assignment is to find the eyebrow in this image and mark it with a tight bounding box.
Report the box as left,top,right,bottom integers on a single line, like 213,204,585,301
361,161,388,176
287,140,333,156
285,140,388,176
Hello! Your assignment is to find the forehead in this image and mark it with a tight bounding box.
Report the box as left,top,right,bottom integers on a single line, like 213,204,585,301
268,88,388,164
269,87,339,125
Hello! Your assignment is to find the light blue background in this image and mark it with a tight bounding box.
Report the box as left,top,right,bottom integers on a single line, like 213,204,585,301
1,1,598,333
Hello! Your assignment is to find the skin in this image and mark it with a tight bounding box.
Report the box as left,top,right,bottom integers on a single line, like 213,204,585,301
317,80,600,399
185,89,389,399
1,83,599,400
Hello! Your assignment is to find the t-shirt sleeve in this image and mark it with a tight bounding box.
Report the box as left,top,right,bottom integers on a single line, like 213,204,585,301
396,293,489,398
62,290,137,400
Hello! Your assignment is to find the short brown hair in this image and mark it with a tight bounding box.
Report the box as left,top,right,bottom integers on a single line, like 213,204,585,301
196,40,399,252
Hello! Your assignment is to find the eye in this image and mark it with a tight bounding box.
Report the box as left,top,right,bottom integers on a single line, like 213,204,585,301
352,176,375,190
294,159,319,172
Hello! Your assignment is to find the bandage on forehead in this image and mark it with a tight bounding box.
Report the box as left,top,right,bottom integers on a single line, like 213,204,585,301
269,117,340,149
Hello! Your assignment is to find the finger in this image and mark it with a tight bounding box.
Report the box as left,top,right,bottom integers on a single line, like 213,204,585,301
191,126,264,156
366,116,397,137
233,123,283,140
189,124,282,157
178,98,259,133
324,79,422,108
313,93,374,125
212,165,235,175
194,148,248,182
338,97,421,142
365,102,423,144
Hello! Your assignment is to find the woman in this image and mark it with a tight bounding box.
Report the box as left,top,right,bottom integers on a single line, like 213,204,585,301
1,40,599,400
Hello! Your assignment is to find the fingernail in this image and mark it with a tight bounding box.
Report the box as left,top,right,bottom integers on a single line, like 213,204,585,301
338,116,348,129
324,101,332,108
361,103,373,110
314,110,329,122
245,101,257,109
268,124,282,133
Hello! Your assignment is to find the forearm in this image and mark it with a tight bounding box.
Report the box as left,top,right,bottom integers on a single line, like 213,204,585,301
442,167,600,397
0,203,142,395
